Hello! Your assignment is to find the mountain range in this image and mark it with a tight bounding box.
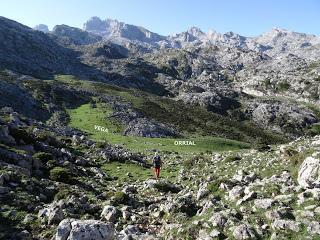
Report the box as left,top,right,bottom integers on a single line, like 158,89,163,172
0,15,320,239
35,16,320,61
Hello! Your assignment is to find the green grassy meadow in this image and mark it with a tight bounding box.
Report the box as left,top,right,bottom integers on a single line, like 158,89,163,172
67,103,250,153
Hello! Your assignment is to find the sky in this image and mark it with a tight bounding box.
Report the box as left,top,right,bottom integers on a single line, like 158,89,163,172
0,0,319,37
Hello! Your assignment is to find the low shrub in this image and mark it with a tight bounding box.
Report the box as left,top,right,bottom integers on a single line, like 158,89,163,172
253,142,271,152
112,191,129,205
225,155,241,162
49,167,72,183
306,124,320,136
283,147,299,158
183,157,197,168
46,160,57,169
33,152,53,163
10,128,34,144
207,181,220,193
54,188,72,201
154,181,181,193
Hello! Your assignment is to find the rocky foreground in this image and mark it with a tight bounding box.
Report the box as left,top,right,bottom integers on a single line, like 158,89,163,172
0,108,320,240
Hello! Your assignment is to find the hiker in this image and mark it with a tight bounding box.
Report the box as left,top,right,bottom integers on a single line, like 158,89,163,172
153,151,162,179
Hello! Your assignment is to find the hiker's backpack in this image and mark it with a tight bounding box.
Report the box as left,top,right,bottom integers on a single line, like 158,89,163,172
153,155,161,166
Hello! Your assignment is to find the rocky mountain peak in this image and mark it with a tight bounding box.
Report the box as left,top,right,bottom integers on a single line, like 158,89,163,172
51,24,102,45
83,16,106,32
250,27,320,59
224,31,241,38
33,24,49,33
257,27,318,44
83,16,164,44
187,26,204,37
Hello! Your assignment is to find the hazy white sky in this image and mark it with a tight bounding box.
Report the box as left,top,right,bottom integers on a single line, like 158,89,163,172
1,0,320,36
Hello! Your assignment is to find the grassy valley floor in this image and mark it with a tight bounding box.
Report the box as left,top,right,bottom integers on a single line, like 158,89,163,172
67,103,250,153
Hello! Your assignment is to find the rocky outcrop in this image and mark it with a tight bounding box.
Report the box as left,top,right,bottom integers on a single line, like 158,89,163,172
101,205,120,223
177,90,240,114
51,24,102,45
232,224,257,240
110,101,177,138
99,144,146,165
244,101,318,137
298,154,320,188
55,219,115,240
33,24,49,33
0,17,82,77
123,117,177,138
0,78,50,121
83,16,165,45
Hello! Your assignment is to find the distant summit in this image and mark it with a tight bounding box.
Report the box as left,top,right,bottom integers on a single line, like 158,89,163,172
83,16,165,45
51,24,102,45
33,24,49,33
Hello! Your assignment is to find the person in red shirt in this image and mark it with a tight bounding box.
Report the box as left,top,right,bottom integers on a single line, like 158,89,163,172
153,151,162,179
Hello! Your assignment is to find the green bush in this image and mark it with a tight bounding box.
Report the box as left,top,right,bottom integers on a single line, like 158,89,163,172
283,147,299,158
10,128,34,144
96,141,107,149
306,124,320,136
207,181,220,193
207,179,225,198
54,188,72,200
35,130,52,142
49,167,72,183
276,81,290,92
183,157,197,168
253,139,271,151
112,191,129,205
153,181,181,193
225,155,241,162
264,184,281,196
33,152,53,163
46,160,57,169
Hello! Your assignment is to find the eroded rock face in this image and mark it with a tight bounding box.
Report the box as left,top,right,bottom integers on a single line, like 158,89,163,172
0,17,90,78
0,125,15,145
101,205,119,223
33,24,49,33
124,117,177,138
254,198,277,209
110,101,177,138
145,179,182,193
272,219,300,232
209,212,228,228
51,24,102,45
83,16,165,44
298,155,320,188
55,219,115,240
38,200,65,225
178,91,240,114
244,101,318,137
232,224,257,240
